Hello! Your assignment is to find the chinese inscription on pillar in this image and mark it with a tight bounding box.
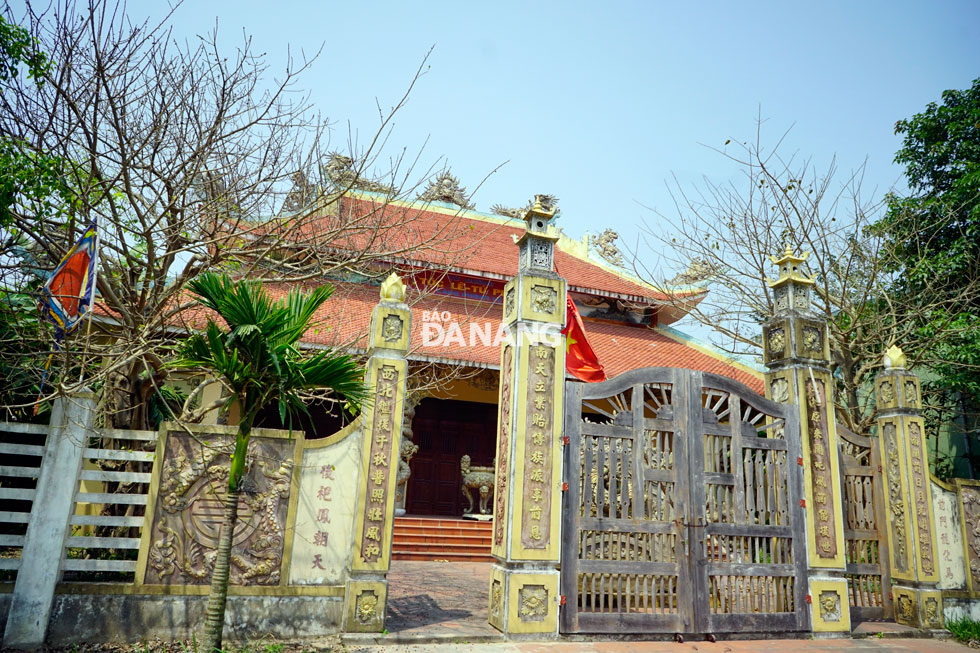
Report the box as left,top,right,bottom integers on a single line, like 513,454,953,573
907,422,935,575
806,379,837,557
522,345,554,548
312,463,335,570
494,346,513,546
360,364,398,563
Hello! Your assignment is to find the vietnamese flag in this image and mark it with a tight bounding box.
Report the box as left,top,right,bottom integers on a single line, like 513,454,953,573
562,297,607,383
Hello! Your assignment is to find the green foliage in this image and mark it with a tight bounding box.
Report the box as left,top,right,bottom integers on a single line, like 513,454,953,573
146,384,189,430
0,287,48,419
876,78,980,450
0,16,49,82
175,273,367,458
946,616,980,645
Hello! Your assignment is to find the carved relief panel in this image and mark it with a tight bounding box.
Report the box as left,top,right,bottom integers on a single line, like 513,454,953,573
145,429,294,586
494,346,514,549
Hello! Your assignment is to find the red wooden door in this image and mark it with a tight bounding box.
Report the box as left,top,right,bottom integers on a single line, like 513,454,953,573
405,398,496,516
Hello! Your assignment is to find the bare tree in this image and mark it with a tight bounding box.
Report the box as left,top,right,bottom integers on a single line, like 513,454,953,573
0,1,489,427
637,125,980,435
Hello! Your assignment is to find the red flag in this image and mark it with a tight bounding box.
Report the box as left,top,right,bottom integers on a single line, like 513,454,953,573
562,297,606,383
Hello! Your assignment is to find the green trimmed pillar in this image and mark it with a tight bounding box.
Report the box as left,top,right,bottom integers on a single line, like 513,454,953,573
762,246,850,635
343,274,411,633
876,346,942,629
488,197,566,636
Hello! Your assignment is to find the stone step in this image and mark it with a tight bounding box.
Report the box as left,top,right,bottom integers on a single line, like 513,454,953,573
392,533,490,545
392,516,493,563
390,550,495,563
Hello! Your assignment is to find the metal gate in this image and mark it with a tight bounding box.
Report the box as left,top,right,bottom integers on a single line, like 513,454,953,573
837,423,892,621
560,367,809,636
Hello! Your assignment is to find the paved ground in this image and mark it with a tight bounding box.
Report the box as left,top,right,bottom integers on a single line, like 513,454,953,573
345,562,969,652
346,641,970,652
383,560,499,641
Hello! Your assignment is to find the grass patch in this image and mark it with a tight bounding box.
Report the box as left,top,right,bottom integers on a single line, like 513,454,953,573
946,616,980,645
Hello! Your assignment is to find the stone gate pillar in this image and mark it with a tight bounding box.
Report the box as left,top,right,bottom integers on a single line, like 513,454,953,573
762,246,850,635
875,346,942,629
343,273,411,633
488,197,566,636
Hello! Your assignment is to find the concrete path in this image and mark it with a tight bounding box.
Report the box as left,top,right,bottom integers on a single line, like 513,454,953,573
355,562,968,653
345,638,969,652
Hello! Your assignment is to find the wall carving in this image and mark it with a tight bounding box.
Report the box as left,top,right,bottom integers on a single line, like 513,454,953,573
494,346,513,546
382,314,403,342
522,345,555,548
355,590,380,626
530,285,557,314
963,487,980,588
518,584,548,622
883,422,908,573
819,590,841,622
878,381,895,405
805,379,837,557
505,287,515,317
767,327,785,356
904,380,917,405
146,432,293,585
489,579,502,622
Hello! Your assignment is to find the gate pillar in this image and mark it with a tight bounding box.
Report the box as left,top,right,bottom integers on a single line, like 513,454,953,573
762,246,850,635
488,197,566,636
343,274,411,633
875,346,942,629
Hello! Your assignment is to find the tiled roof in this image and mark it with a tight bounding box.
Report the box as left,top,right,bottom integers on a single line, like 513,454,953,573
316,195,703,304
170,281,761,394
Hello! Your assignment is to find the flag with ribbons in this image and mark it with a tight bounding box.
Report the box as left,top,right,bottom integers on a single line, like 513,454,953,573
39,219,99,341
562,297,607,383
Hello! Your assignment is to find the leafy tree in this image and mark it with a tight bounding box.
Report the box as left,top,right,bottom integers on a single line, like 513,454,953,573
877,78,980,473
173,272,366,652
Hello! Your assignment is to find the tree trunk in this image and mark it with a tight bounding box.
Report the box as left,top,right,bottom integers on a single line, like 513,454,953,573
201,426,250,652
201,485,240,652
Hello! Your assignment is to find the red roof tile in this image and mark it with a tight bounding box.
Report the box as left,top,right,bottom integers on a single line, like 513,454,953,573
171,281,760,394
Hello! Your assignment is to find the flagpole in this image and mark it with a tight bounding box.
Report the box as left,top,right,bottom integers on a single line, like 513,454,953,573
78,224,99,386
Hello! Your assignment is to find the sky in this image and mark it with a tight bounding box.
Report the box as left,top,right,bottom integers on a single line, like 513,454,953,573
14,0,980,274
158,1,978,268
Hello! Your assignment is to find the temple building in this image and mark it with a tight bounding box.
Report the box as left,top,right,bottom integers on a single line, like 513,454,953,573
224,189,763,518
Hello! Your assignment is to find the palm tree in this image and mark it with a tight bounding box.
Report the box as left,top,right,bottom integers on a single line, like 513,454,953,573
174,272,366,652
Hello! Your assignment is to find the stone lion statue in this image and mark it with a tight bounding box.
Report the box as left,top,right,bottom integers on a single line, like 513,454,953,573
460,454,495,515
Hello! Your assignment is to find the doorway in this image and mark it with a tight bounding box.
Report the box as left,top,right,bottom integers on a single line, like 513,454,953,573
405,398,497,516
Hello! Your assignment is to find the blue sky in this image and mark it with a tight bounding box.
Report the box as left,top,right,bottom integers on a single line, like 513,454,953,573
162,1,977,259
25,1,980,271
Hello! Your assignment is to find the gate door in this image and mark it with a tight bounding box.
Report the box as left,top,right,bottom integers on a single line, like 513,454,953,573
837,423,892,621
560,368,809,636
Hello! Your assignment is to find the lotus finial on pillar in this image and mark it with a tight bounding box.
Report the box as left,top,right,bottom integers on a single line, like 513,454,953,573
380,273,406,303
884,344,907,370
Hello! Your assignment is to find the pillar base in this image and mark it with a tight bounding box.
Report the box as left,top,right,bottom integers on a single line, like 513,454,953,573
343,578,388,633
488,563,558,635
893,586,944,629
808,577,851,634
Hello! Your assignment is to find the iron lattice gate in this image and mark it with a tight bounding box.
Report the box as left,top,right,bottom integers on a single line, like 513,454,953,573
837,423,892,621
560,367,809,635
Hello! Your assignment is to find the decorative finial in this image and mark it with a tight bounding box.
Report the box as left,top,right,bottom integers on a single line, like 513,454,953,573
380,273,406,303
883,345,906,370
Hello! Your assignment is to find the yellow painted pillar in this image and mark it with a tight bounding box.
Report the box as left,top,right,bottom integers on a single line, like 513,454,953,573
343,273,411,633
488,197,566,636
762,246,850,635
875,346,943,629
